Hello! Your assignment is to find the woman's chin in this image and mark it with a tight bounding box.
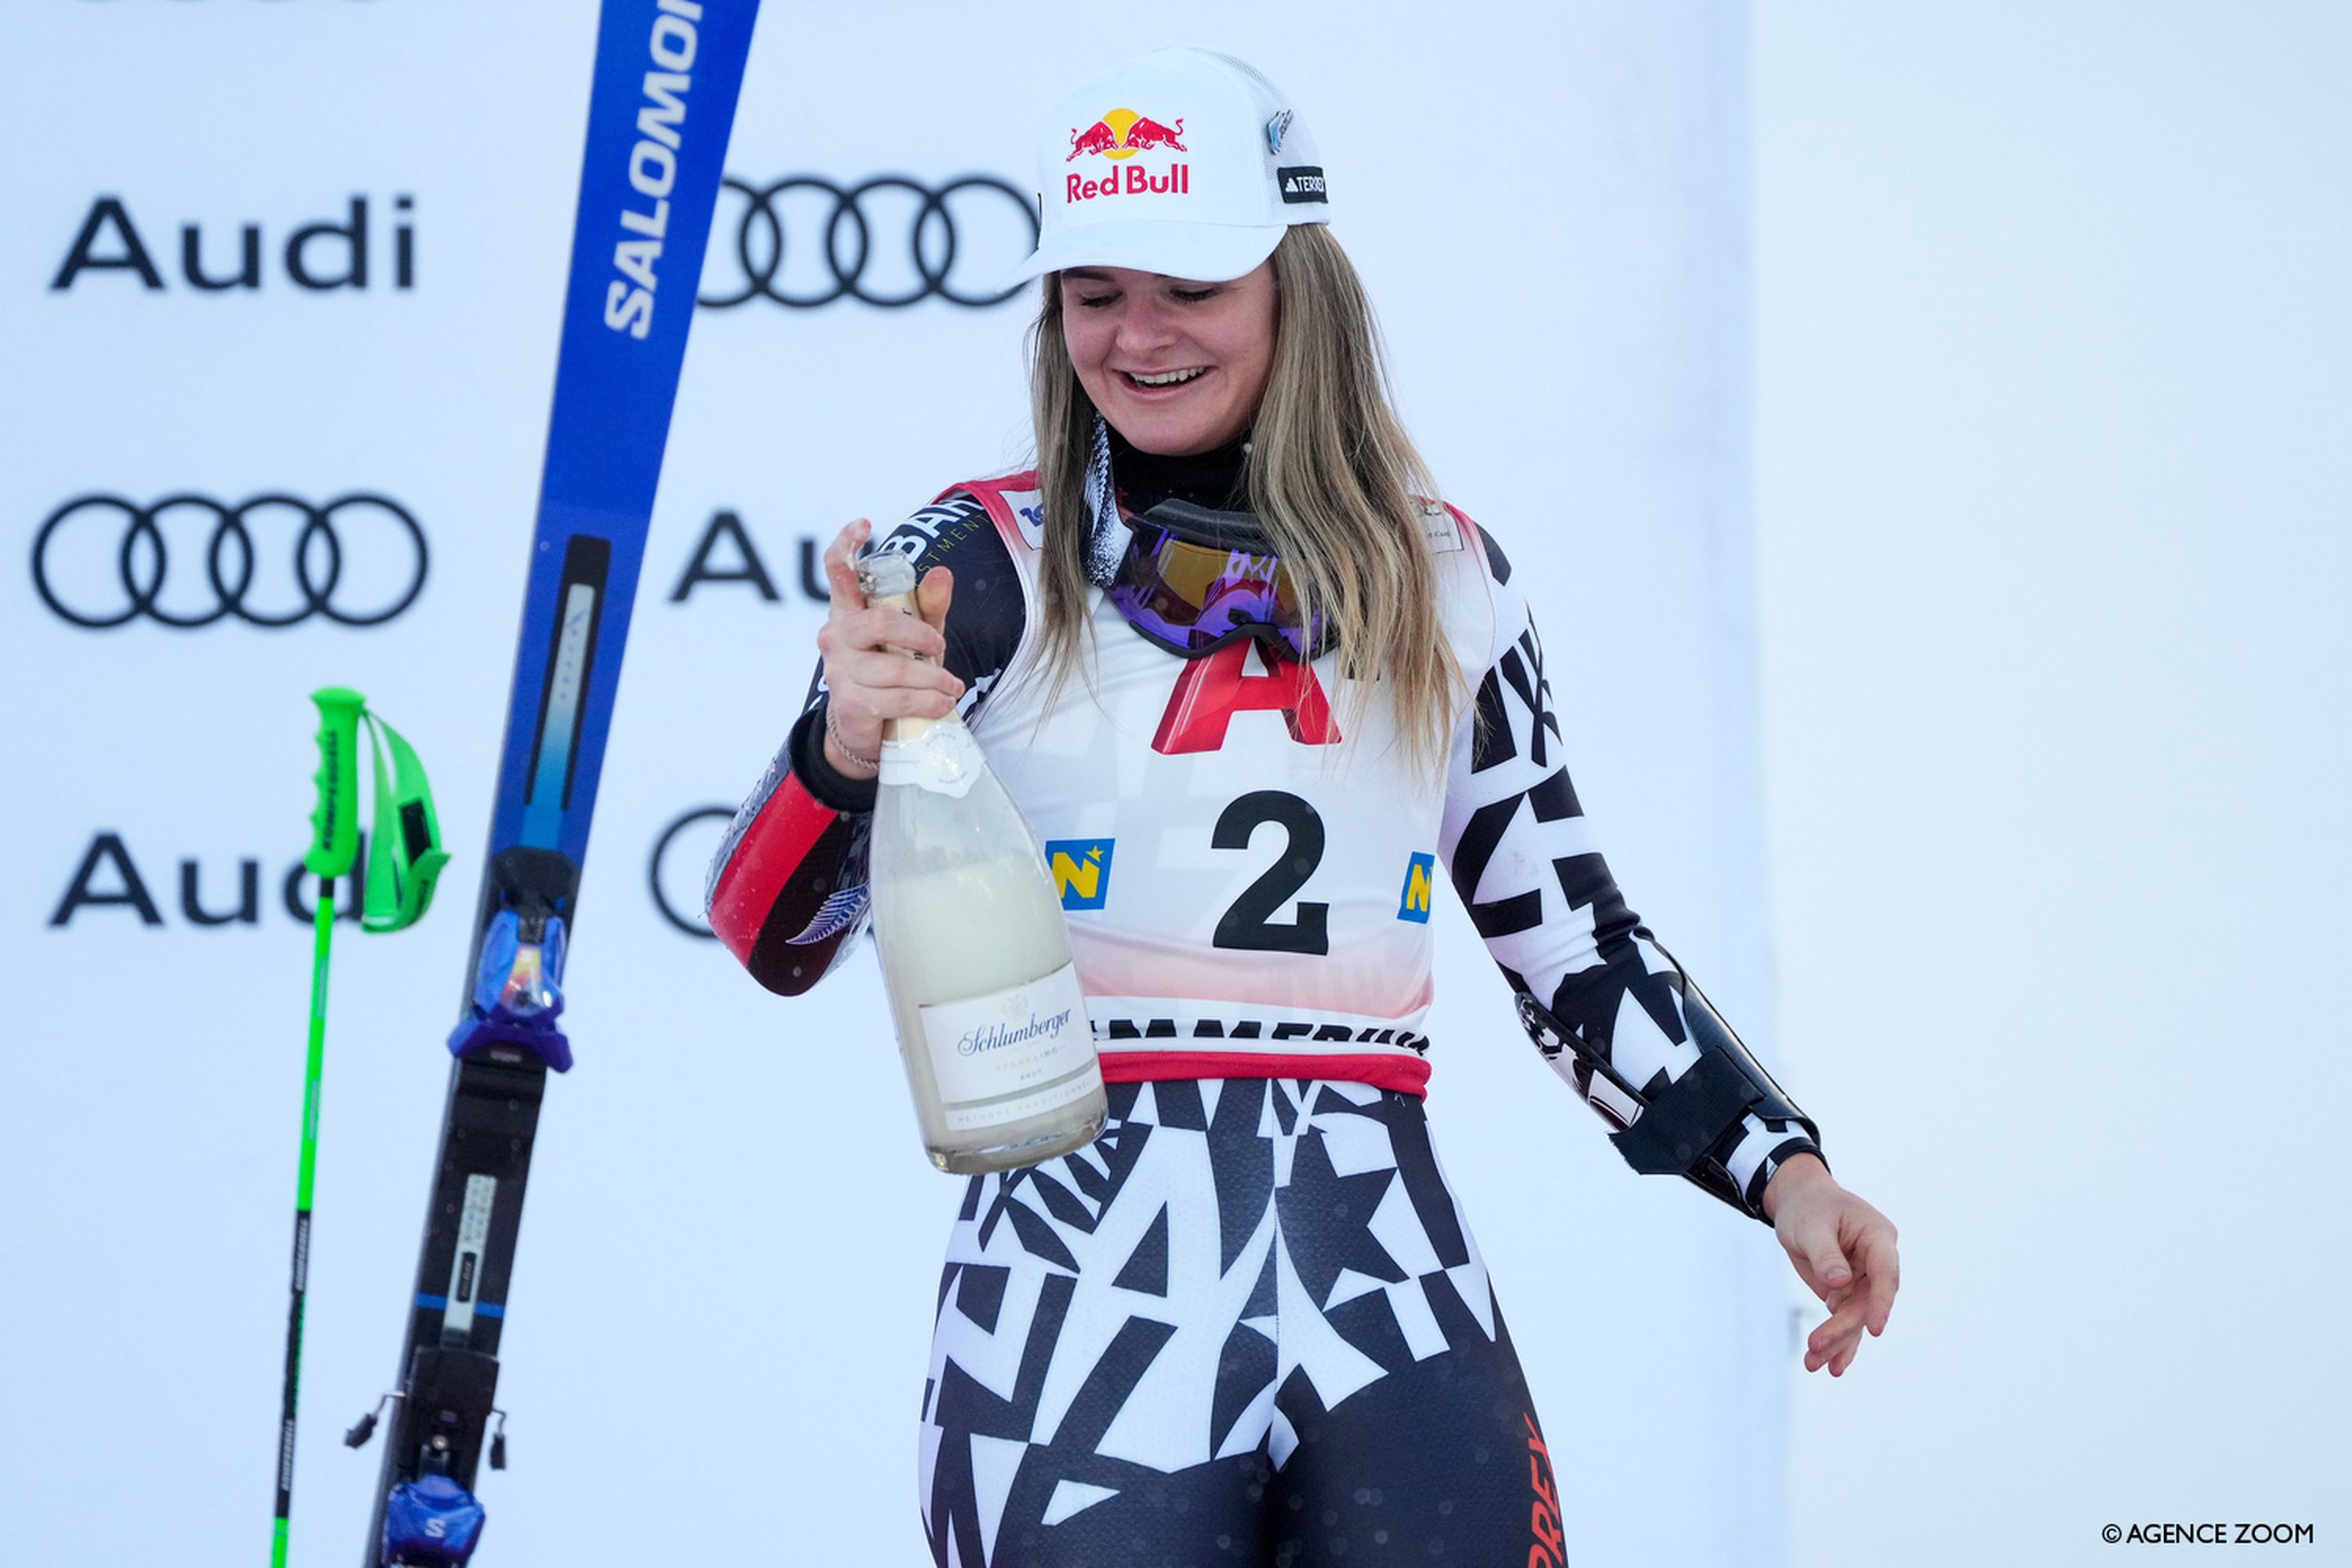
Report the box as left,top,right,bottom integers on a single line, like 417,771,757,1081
1106,405,1241,457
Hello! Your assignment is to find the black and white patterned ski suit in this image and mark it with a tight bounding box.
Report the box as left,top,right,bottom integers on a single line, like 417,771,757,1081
707,445,1824,1566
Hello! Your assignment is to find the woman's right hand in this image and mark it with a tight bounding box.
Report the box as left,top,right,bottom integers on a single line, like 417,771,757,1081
814,518,964,774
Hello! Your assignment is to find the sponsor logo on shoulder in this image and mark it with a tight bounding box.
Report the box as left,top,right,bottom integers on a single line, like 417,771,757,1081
868,499,994,568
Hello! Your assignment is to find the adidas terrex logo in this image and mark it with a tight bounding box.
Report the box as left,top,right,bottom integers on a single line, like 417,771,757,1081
1276,165,1327,205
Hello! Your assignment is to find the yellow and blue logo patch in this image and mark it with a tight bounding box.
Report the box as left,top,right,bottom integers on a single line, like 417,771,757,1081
1045,838,1115,911
1397,851,1436,923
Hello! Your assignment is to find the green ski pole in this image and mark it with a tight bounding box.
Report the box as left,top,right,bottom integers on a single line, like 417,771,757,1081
275,687,362,1568
273,688,446,1567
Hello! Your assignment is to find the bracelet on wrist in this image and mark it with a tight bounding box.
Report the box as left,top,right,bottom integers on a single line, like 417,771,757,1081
823,702,882,774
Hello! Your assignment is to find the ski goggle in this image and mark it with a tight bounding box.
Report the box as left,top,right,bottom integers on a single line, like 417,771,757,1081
1106,498,1334,662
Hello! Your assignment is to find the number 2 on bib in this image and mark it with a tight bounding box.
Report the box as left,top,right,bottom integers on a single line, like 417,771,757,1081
1211,791,1329,955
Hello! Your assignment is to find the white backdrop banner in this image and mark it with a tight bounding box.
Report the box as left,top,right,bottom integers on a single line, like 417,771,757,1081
0,4,1795,1566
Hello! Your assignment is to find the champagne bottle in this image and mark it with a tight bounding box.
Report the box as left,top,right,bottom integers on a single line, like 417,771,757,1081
856,551,1107,1172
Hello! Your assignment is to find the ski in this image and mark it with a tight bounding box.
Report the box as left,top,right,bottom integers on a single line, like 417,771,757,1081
347,4,760,1562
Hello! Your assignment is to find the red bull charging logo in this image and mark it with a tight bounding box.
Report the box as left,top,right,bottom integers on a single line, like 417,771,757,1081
1066,107,1191,203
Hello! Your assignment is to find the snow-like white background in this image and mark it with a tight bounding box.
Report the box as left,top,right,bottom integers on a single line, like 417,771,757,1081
1758,5,2347,1562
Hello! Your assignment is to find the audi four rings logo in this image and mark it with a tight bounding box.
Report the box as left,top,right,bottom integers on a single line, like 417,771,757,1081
699,174,1038,310
33,492,427,630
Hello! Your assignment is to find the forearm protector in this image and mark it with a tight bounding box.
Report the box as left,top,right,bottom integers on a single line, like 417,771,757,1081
1515,942,1825,1222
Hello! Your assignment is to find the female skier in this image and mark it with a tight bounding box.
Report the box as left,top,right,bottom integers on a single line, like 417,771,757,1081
707,44,1899,1567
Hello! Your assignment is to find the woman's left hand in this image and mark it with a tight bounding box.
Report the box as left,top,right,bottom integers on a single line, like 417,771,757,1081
1760,1154,1900,1377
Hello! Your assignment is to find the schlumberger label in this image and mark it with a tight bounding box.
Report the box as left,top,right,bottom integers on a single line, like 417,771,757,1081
918,962,1098,1131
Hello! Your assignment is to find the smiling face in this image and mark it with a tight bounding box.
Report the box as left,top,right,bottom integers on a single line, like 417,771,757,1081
1058,262,1278,456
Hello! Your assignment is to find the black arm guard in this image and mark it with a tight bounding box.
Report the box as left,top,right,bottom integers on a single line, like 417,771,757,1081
1515,942,1825,1223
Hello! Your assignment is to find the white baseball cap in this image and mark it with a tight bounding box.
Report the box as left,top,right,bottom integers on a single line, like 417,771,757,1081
1009,45,1332,287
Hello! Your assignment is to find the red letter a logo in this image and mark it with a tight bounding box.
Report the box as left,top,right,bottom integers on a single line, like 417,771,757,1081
1152,640,1340,755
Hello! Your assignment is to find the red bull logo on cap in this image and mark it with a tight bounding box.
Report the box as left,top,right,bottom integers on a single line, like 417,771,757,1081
1067,107,1187,161
1065,107,1191,204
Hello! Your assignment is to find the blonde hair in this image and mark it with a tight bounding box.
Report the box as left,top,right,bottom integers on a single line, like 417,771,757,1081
1025,224,1463,779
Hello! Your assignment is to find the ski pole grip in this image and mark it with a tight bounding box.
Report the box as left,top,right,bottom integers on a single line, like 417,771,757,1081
305,686,366,879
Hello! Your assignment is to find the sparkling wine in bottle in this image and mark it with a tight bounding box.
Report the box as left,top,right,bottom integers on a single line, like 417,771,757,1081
855,551,1107,1173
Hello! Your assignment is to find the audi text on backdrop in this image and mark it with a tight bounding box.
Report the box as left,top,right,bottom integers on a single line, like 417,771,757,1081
666,511,837,604
51,196,416,292
50,833,368,929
